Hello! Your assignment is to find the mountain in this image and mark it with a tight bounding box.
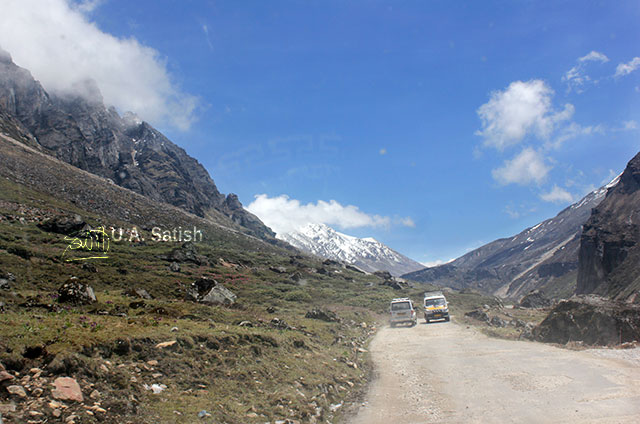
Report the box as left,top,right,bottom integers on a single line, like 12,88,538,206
578,151,640,302
403,178,620,299
278,223,424,276
0,49,274,241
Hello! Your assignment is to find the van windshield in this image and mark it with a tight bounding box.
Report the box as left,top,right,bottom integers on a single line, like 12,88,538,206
391,302,411,311
425,298,446,307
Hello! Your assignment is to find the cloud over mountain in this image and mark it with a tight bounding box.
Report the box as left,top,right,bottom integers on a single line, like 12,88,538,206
0,0,198,130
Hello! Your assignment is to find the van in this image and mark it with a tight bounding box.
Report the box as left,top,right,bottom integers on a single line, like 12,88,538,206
389,298,417,327
424,291,450,323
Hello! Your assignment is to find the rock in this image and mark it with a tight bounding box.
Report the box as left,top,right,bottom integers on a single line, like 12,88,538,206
0,401,16,414
489,316,507,328
0,279,9,290
373,270,393,280
52,377,83,402
270,266,287,274
519,290,552,309
346,264,366,273
266,306,277,314
143,383,166,394
81,262,97,273
155,340,177,349
532,296,640,345
197,410,211,418
125,288,152,300
185,278,236,306
6,385,26,398
270,318,291,330
238,321,253,327
465,309,490,323
89,389,101,400
169,262,180,272
168,242,208,266
37,215,88,235
305,308,340,322
57,278,96,305
170,326,179,332
322,259,341,267
0,371,14,383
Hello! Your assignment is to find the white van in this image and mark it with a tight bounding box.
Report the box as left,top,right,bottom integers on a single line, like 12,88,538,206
389,298,417,327
424,291,450,323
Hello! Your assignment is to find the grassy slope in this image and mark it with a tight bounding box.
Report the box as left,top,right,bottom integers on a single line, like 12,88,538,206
0,133,405,423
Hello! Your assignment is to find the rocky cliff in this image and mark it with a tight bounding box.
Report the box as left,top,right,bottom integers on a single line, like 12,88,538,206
0,49,274,241
577,151,640,302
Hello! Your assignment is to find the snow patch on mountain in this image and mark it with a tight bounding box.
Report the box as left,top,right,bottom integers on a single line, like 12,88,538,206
278,223,424,276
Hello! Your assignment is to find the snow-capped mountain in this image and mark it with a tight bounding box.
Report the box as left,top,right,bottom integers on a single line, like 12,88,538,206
403,175,621,299
278,223,424,276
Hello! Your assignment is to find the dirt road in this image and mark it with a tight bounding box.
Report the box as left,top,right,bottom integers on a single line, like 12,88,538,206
349,320,640,423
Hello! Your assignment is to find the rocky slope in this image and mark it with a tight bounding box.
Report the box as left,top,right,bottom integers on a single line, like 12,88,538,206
278,223,424,276
403,179,619,299
0,49,274,241
577,151,640,302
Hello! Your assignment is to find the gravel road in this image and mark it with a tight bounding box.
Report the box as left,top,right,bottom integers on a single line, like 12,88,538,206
349,320,640,423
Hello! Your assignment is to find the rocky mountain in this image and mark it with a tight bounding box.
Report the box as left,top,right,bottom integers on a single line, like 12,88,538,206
403,178,620,299
0,49,274,241
578,151,640,302
278,223,424,276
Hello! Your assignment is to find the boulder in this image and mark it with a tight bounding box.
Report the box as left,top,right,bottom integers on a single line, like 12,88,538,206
168,242,208,266
305,308,340,322
169,262,181,272
519,290,552,309
37,215,88,235
0,279,9,290
51,377,84,402
489,316,507,328
125,288,152,300
465,309,490,323
185,278,236,306
346,264,366,274
57,278,96,305
532,296,640,346
373,270,393,281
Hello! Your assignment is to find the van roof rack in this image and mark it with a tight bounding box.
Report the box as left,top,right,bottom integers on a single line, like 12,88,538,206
424,291,444,298
391,298,411,302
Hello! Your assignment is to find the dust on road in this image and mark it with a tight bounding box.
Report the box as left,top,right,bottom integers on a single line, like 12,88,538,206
349,320,640,424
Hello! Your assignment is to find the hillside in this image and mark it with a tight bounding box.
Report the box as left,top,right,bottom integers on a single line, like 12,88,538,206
0,122,411,422
278,223,424,276
0,49,274,241
578,150,640,302
403,180,618,299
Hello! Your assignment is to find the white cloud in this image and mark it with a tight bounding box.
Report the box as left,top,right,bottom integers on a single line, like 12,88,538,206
398,217,415,228
420,258,454,268
540,185,574,204
615,57,640,77
492,148,551,186
379,148,387,155
476,80,573,150
246,194,401,235
0,0,198,130
578,51,609,63
623,120,638,130
548,122,604,149
563,51,609,93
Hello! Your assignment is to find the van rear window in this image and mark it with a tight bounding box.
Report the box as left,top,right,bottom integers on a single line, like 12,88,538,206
391,302,411,311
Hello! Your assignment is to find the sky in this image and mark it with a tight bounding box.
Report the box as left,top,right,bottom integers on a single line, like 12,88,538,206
1,0,639,265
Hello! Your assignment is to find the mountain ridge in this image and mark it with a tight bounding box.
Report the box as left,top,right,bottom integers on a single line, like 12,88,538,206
278,223,424,276
402,178,619,299
0,49,275,242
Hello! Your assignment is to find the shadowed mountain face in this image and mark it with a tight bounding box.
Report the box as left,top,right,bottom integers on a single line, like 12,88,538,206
578,151,640,302
0,50,275,241
403,180,618,299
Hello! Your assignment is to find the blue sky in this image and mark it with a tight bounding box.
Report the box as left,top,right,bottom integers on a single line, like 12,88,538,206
1,0,639,264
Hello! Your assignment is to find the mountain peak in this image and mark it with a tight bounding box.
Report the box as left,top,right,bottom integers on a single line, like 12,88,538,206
279,223,423,276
